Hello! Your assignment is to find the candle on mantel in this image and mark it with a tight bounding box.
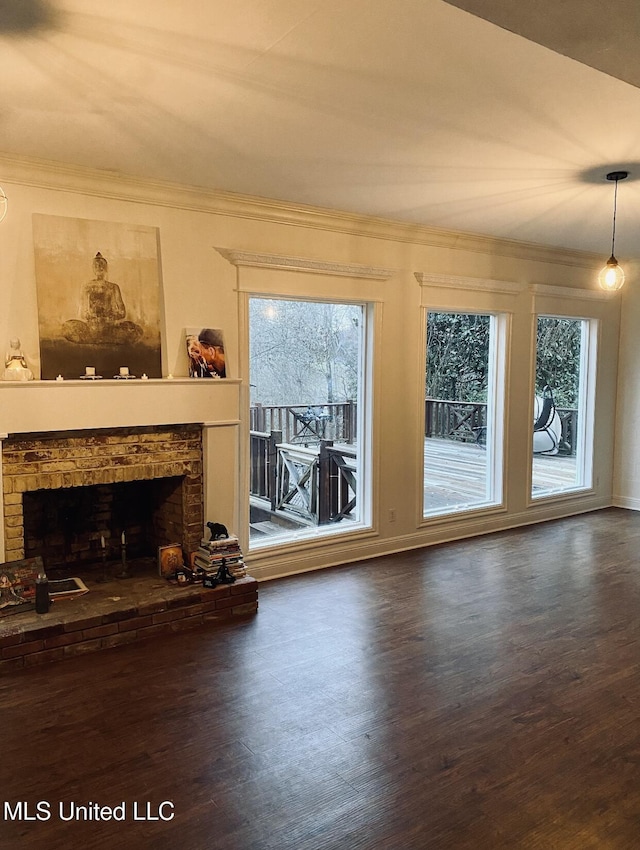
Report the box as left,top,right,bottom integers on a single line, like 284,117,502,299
119,367,129,377
85,366,95,376
121,531,126,545
56,375,64,382
101,535,105,549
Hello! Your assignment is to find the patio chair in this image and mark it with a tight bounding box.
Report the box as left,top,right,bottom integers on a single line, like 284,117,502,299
533,385,561,455
291,407,329,443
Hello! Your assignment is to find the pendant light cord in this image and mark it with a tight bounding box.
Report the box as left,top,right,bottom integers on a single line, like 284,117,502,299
611,177,619,257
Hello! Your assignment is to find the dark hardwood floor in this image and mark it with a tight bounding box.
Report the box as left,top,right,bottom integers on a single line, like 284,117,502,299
3,507,640,849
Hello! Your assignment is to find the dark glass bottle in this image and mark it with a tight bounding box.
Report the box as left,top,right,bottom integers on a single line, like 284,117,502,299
35,572,50,614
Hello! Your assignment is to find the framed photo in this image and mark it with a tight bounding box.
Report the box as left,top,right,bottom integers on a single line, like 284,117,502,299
158,543,184,577
185,327,226,378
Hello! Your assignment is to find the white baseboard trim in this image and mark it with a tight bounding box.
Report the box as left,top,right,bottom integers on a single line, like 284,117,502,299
248,497,613,582
612,495,640,511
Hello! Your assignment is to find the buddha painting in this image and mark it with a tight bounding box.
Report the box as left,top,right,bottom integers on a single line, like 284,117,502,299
62,253,143,345
33,214,163,380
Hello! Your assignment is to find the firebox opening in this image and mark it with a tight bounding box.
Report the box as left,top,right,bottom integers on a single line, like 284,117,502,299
23,477,185,575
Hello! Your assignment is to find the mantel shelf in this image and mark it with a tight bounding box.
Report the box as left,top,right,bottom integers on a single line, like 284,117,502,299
0,377,241,387
0,378,241,436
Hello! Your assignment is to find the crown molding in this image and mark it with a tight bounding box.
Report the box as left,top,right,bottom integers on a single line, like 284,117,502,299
414,272,521,295
529,283,617,301
0,152,602,269
215,248,394,280
415,275,614,301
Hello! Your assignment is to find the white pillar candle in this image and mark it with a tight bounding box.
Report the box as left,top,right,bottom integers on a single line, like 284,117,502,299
101,535,105,548
119,367,129,376
121,531,126,544
85,366,96,376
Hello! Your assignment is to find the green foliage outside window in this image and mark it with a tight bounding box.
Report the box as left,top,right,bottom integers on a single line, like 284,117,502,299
534,317,580,408
426,313,490,403
426,313,581,409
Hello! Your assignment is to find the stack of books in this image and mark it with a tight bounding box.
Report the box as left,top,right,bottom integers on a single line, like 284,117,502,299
193,535,247,580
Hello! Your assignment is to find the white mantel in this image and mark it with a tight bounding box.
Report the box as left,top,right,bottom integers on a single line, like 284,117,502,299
0,378,241,435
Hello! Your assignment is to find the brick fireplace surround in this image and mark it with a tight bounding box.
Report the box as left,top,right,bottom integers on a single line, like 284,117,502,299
0,423,258,669
3,424,205,561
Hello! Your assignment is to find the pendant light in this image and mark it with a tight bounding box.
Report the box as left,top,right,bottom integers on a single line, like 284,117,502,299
598,170,628,292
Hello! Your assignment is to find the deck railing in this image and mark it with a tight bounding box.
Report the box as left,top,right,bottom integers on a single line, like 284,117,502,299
424,398,578,455
249,397,579,528
250,429,281,510
250,429,357,525
425,399,486,443
250,402,356,445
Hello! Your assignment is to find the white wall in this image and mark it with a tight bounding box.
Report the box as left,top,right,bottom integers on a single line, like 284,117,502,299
0,154,622,580
614,259,640,508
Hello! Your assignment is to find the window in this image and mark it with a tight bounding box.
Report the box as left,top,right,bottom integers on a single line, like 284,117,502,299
531,316,595,498
424,311,504,516
248,297,369,547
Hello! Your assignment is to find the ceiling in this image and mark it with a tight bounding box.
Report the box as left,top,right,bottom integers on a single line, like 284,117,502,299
2,0,640,257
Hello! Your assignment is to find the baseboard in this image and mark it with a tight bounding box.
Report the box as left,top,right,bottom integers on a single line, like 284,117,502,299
612,495,640,511
248,496,613,582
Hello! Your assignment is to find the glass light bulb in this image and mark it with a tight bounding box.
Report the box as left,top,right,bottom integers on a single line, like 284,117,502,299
598,257,625,292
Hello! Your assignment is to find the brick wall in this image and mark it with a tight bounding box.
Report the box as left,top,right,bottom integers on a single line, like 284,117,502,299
3,425,204,562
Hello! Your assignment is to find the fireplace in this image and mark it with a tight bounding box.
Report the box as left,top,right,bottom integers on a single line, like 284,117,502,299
23,477,188,573
0,385,257,670
2,424,204,567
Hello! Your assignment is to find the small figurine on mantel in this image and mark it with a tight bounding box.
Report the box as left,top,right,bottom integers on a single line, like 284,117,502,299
3,338,33,382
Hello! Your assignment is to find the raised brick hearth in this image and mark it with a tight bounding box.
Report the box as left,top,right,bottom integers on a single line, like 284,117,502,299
1,423,258,667
0,565,258,670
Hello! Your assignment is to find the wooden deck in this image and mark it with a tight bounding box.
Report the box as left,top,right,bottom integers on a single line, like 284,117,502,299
252,437,579,540
424,437,578,513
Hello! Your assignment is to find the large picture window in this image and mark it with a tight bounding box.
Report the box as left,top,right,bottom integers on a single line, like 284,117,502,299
248,297,369,548
423,311,504,517
531,316,595,498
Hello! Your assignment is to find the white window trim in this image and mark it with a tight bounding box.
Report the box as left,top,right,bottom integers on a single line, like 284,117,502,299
245,294,376,555
529,315,598,502
216,247,394,280
420,308,509,522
